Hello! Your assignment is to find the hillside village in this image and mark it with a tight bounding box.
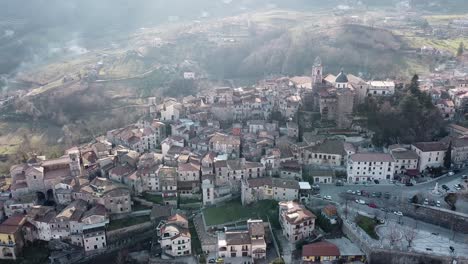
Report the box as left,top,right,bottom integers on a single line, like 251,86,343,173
0,52,467,264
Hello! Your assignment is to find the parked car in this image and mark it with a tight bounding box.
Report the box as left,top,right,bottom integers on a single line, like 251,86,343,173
375,192,382,198
405,182,414,186
442,185,449,191
356,199,366,205
393,211,403,216
379,219,385,224
436,201,441,207
373,179,380,184
347,190,353,194
312,184,320,190
423,199,429,205
323,195,332,200
448,171,454,176
209,259,216,263
368,203,377,208
335,180,344,186
462,175,468,179
384,192,390,199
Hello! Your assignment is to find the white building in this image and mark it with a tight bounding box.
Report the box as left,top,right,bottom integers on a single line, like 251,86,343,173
389,145,419,175
279,201,316,244
161,99,184,122
217,219,267,260
411,142,447,172
158,214,191,257
347,153,395,183
366,81,395,97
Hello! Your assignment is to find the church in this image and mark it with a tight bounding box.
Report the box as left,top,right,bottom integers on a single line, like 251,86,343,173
301,57,395,129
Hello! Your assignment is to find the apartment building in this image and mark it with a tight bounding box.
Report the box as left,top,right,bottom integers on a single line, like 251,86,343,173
279,201,316,243
347,153,395,183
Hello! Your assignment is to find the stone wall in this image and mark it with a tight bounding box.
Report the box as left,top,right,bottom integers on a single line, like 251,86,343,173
401,204,468,234
107,222,153,244
369,249,468,264
109,209,151,220
340,211,468,264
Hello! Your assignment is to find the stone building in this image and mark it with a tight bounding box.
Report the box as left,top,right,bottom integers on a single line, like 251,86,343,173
241,177,299,205
10,149,83,198
74,177,131,214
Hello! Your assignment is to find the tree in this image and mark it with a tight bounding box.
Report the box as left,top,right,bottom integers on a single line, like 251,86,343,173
444,141,452,169
272,258,285,264
409,74,421,97
386,223,402,247
457,42,465,57
403,226,418,248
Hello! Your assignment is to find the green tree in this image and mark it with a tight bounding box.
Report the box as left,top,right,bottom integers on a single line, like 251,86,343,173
457,42,465,57
444,141,452,169
272,258,285,264
409,74,421,97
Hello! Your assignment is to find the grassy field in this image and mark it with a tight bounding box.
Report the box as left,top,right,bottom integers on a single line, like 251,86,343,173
107,215,150,231
423,14,468,25
142,192,163,204
404,36,468,54
355,214,381,240
203,199,279,228
179,196,202,204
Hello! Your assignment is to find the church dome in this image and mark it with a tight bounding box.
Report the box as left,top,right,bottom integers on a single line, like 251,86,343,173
335,70,348,83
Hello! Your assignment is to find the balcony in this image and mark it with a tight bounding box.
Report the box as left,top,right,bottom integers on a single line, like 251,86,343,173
0,241,16,247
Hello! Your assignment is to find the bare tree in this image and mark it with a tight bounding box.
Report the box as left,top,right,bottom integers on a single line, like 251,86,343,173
339,193,355,219
403,226,418,248
386,223,402,247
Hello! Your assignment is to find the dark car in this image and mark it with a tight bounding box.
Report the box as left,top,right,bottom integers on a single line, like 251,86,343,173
373,179,380,184
368,203,377,208
405,182,414,186
442,184,450,191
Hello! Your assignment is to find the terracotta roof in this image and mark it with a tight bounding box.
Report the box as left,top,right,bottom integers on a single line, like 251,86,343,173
225,231,251,245
178,162,200,172
322,205,337,217
279,201,315,224
391,150,419,160
302,241,340,257
412,142,447,152
305,139,345,156
81,204,108,221
167,213,188,224
349,153,394,163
